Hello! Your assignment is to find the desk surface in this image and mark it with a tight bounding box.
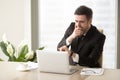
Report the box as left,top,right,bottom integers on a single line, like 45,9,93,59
0,62,120,80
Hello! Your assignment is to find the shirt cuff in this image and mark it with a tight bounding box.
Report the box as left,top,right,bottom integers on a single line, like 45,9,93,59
66,38,71,46
72,53,79,63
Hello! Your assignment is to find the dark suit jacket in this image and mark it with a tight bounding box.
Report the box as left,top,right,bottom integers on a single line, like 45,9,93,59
57,22,106,68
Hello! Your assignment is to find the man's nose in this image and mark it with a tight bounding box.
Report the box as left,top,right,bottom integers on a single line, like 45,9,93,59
77,23,81,27
77,25,81,29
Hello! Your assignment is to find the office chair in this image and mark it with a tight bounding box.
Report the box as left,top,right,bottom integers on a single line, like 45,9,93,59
98,29,103,68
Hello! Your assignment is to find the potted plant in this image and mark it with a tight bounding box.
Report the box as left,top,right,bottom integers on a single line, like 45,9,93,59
0,34,44,62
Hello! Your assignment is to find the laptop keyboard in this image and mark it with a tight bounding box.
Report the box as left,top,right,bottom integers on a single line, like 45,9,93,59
70,68,78,73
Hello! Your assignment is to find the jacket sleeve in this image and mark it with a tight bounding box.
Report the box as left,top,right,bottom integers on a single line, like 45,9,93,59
57,23,74,50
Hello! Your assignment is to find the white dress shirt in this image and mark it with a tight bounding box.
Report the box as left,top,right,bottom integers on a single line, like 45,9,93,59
66,39,79,63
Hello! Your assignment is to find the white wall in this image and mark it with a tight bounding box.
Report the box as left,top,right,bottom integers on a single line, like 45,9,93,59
0,0,31,60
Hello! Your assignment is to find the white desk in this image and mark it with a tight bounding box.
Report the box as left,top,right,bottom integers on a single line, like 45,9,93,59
0,62,87,80
0,62,120,80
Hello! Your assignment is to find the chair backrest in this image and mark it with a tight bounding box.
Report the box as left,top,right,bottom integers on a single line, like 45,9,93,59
98,29,103,67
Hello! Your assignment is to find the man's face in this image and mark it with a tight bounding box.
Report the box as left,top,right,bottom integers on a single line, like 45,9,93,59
74,15,92,34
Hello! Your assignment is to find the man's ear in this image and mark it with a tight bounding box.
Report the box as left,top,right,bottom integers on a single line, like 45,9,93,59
89,18,92,24
87,18,92,27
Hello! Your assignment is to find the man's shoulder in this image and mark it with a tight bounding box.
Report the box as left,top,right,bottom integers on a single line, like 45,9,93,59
71,22,75,24
90,25,106,38
67,22,75,30
93,26,106,39
70,22,75,27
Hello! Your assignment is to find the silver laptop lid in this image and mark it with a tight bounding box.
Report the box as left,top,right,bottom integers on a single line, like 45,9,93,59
36,50,71,74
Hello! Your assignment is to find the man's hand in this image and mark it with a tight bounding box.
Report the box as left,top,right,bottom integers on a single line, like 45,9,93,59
59,46,76,58
66,26,84,44
58,45,71,55
71,26,84,39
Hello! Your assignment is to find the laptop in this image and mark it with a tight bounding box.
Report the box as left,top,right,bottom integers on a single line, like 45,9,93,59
36,50,78,74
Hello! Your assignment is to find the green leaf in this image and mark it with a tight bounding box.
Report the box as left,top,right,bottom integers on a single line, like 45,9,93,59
0,41,10,57
38,46,45,50
16,57,27,62
0,41,16,61
10,43,16,54
16,45,29,62
8,55,16,61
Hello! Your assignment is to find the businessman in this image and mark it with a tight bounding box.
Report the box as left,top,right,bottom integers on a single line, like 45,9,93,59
57,5,106,68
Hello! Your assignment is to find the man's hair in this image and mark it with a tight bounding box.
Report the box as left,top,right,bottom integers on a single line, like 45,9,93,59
74,5,93,20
